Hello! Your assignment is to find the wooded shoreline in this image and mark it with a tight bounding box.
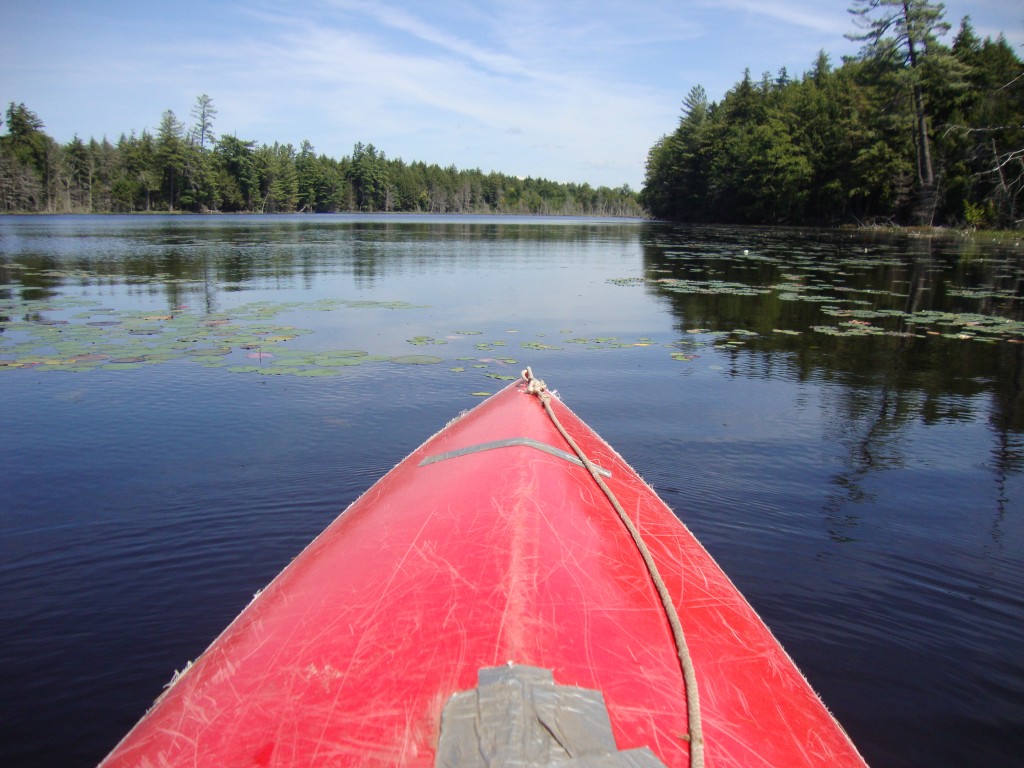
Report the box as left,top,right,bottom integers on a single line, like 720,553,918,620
0,104,642,219
641,6,1023,231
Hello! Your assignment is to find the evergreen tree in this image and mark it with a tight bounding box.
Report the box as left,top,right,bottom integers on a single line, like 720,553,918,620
63,135,92,211
641,85,711,220
213,135,259,212
846,0,960,223
156,110,187,210
255,142,299,213
0,103,54,211
116,131,160,211
190,94,217,151
88,138,118,212
295,140,319,212
349,143,391,211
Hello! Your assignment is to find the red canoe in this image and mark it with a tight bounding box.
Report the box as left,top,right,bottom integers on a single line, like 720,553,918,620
100,372,868,768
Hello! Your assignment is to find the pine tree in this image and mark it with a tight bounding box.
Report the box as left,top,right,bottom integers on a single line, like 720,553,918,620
190,94,217,151
156,110,187,210
846,0,957,223
0,103,55,211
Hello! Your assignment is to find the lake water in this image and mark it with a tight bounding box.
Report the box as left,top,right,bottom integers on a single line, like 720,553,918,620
1,214,1021,767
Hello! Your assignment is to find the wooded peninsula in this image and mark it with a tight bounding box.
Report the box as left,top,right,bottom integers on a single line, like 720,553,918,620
642,2,1023,229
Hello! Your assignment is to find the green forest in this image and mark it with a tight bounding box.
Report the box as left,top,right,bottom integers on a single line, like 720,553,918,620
0,95,641,218
641,1,1023,228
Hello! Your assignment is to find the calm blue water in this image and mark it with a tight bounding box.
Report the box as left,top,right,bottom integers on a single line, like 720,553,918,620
1,215,1022,767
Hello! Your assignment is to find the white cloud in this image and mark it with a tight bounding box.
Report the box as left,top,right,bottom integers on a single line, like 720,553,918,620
2,0,1020,188
165,1,670,184
710,0,848,35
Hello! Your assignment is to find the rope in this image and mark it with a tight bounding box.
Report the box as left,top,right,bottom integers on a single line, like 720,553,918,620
520,368,705,768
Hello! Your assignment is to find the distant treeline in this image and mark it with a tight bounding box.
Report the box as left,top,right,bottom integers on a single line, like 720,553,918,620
0,97,641,218
641,3,1023,228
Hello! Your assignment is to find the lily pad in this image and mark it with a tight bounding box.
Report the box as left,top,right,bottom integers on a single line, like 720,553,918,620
186,347,232,356
310,355,364,367
520,341,562,351
317,350,367,359
408,335,443,346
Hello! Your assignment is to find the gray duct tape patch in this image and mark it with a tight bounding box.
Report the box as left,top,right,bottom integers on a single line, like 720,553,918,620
436,665,666,768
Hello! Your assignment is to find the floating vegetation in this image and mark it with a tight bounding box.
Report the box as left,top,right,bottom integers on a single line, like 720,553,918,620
810,310,1024,341
608,256,1024,347
6,238,1022,397
520,341,562,351
0,296,428,379
407,335,447,346
339,299,424,310
309,351,372,365
947,287,1022,301
650,278,772,297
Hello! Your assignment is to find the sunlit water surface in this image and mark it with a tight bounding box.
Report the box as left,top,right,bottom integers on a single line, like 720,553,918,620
1,215,1021,767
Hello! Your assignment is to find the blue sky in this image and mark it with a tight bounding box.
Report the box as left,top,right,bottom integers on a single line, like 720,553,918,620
3,1,1021,189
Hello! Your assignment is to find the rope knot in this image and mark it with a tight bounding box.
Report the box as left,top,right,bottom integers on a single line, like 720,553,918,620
522,367,550,402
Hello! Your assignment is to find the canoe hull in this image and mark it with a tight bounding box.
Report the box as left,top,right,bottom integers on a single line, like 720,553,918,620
101,378,866,767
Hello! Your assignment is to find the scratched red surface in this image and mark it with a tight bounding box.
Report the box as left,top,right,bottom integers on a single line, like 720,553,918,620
100,380,868,767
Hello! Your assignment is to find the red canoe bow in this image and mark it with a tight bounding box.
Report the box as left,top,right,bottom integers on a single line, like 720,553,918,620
100,372,867,768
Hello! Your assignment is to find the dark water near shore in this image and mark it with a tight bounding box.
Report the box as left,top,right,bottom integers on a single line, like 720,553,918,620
2,214,1021,767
